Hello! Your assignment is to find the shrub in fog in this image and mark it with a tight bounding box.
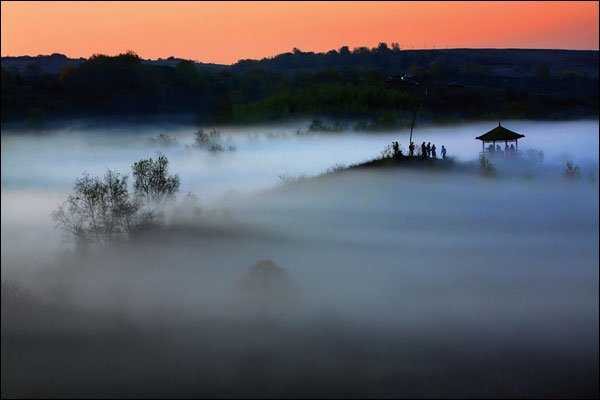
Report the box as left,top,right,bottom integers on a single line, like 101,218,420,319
563,161,581,181
1,280,36,330
238,260,289,289
53,170,156,248
380,144,395,159
132,155,180,207
172,192,204,222
236,260,298,318
277,173,310,187
193,128,213,147
194,128,220,146
308,119,345,133
224,133,237,151
324,163,347,174
525,148,544,165
1,280,33,310
208,142,225,153
265,131,287,139
194,128,236,153
149,133,177,147
479,154,497,178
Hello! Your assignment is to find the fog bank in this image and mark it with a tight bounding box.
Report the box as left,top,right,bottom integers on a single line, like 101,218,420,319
2,163,598,398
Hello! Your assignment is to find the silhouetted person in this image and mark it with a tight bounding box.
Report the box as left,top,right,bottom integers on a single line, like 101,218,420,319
488,144,495,154
496,144,501,153
421,142,427,158
392,141,400,158
505,143,509,158
409,142,415,157
441,145,447,159
427,142,431,157
510,143,515,156
431,144,437,159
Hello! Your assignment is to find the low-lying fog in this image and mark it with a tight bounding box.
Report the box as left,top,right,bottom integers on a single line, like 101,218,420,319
1,119,599,398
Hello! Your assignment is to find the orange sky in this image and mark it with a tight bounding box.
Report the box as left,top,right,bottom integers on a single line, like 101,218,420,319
1,1,598,64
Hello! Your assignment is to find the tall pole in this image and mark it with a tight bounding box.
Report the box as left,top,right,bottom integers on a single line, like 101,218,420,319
408,88,426,154
408,99,421,153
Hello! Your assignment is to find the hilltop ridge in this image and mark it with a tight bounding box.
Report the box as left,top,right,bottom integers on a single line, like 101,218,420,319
3,48,598,78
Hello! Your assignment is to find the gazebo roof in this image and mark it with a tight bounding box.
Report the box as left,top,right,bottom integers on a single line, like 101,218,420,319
476,123,525,142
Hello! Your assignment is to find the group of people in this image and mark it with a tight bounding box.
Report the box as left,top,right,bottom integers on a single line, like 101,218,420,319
487,143,517,158
391,141,447,159
406,141,446,159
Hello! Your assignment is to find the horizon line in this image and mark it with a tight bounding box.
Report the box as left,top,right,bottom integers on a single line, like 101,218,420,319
2,46,598,66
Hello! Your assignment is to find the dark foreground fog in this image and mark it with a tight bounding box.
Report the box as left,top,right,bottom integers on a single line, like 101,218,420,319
2,163,598,398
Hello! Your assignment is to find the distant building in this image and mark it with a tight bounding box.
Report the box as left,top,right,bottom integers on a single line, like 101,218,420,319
385,73,418,86
385,74,403,83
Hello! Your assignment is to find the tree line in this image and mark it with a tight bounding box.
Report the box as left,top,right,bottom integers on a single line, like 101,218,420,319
2,47,598,128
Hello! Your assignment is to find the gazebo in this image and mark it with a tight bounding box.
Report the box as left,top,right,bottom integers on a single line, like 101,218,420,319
476,122,525,156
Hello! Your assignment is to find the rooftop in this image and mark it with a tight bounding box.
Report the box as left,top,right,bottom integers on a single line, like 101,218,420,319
476,123,525,142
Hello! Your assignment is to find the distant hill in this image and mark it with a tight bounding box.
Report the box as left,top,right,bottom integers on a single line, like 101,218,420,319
142,57,227,72
231,48,599,79
1,53,228,75
1,53,86,75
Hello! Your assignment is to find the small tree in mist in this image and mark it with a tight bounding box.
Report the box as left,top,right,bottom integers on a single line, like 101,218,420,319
479,154,497,178
563,161,581,181
194,128,222,147
277,173,309,187
236,260,298,318
132,155,180,207
525,149,544,165
172,192,204,222
193,128,235,153
1,280,33,311
1,280,36,329
53,170,156,248
308,119,345,133
324,163,347,174
149,133,177,147
54,156,182,248
194,128,213,147
240,260,288,289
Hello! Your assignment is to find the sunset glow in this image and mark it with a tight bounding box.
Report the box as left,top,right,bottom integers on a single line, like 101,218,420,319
1,1,599,64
